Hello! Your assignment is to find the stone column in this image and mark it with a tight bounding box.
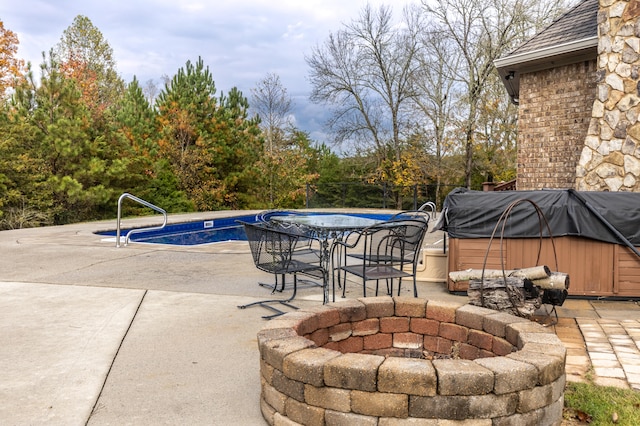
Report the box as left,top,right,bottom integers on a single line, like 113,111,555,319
577,0,640,191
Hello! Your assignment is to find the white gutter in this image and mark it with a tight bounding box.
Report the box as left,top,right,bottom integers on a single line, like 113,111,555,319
494,36,598,68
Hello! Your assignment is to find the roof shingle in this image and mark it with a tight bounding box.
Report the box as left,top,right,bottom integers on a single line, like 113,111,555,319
509,0,598,57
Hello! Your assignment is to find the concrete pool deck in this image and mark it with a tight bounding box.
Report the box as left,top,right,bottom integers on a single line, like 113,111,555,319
0,211,639,425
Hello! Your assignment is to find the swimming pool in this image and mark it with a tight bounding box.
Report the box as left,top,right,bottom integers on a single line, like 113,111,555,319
98,212,393,246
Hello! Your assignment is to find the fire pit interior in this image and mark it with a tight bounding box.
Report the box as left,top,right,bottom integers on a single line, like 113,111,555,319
257,296,566,425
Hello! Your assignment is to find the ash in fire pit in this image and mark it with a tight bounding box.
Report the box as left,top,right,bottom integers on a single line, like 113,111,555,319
257,296,566,425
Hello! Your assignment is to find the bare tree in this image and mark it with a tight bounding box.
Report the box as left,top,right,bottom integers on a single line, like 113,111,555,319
143,78,159,105
250,72,293,154
410,22,460,203
306,4,422,164
53,15,124,110
306,0,568,192
421,0,570,188
250,73,314,206
474,71,519,183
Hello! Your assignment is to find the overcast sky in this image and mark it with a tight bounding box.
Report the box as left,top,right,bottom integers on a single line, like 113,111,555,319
1,0,416,144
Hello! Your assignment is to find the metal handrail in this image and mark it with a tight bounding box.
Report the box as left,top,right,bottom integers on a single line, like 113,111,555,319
116,193,167,247
418,201,437,221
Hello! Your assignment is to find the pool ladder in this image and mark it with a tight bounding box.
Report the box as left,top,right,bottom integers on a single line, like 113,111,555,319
116,193,167,247
418,201,436,219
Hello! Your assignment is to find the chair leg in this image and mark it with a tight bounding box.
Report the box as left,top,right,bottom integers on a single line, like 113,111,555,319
332,269,336,303
259,274,286,293
256,302,299,320
332,256,344,302
362,276,367,297
340,248,349,298
394,276,418,297
342,273,348,298
238,274,300,319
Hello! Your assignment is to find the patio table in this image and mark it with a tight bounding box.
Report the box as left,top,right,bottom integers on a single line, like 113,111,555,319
269,214,382,304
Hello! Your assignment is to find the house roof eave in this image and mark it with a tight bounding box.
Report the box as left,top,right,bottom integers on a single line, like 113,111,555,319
495,36,598,104
495,36,598,69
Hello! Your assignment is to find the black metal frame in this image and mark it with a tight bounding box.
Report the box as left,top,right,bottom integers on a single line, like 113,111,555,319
238,221,324,319
332,217,429,301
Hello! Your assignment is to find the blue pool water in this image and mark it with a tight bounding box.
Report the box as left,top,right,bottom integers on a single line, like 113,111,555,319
98,212,393,246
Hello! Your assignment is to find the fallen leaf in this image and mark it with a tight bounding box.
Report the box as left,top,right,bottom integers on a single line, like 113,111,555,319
576,409,592,423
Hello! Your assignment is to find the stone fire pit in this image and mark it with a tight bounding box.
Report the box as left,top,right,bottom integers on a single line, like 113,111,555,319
257,296,566,425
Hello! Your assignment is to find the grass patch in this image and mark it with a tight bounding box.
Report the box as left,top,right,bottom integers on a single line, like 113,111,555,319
564,381,640,425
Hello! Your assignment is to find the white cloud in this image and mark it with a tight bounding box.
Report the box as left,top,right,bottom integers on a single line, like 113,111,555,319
1,0,416,145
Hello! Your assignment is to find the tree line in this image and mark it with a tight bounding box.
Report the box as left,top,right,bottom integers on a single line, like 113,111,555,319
0,1,569,229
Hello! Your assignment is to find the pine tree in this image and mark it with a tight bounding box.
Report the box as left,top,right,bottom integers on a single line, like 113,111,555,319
5,54,124,224
111,77,192,213
54,15,125,122
156,58,263,210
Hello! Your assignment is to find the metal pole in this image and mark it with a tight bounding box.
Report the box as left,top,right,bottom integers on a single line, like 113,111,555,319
305,184,309,209
383,183,387,209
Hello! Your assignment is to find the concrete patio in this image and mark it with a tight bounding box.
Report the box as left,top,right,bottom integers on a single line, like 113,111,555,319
0,211,638,425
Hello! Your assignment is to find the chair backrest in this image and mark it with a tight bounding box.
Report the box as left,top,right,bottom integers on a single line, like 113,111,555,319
390,210,431,222
257,209,308,223
370,218,429,265
393,218,429,251
386,213,430,251
241,222,299,274
256,211,315,242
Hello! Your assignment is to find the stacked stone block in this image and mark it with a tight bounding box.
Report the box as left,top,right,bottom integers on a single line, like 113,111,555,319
577,0,640,191
257,296,566,425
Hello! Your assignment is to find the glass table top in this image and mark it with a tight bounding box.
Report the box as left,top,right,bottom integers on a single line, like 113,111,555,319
269,214,381,231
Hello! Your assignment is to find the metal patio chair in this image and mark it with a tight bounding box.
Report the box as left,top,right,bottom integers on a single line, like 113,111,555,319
332,217,428,300
252,211,322,293
237,221,324,319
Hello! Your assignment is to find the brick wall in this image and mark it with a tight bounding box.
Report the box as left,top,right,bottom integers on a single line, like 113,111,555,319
517,60,598,189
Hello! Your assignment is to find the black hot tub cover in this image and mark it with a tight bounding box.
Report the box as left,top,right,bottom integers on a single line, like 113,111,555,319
436,188,640,247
